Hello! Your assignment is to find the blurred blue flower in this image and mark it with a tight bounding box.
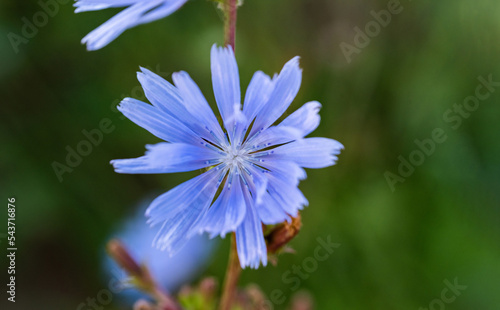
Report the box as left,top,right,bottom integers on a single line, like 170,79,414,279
111,44,343,268
103,197,217,302
74,0,188,50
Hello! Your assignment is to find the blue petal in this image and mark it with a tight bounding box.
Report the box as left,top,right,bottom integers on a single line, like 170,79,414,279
137,68,218,143
236,190,268,269
111,142,222,174
259,159,307,185
269,138,344,168
117,98,200,144
136,0,188,24
244,126,301,152
137,67,183,115
278,101,322,137
172,71,226,145
79,0,187,50
81,2,159,51
242,71,275,128
146,168,223,254
249,57,302,137
265,168,308,217
74,0,137,12
196,170,247,238
146,168,223,225
211,45,243,141
245,167,290,224
249,169,267,205
255,191,291,225
253,160,308,220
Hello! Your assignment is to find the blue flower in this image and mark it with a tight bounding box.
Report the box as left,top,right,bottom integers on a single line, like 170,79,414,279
103,197,217,303
74,0,188,50
111,45,343,268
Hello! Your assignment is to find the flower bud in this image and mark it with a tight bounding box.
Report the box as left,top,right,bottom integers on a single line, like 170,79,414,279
266,214,302,254
290,291,314,310
107,239,142,277
199,277,218,299
133,299,154,310
106,239,156,292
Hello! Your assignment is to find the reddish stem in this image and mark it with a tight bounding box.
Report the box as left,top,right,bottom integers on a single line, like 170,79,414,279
224,0,238,50
219,233,241,310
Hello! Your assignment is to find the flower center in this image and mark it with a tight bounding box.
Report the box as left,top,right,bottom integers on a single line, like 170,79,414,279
224,146,248,168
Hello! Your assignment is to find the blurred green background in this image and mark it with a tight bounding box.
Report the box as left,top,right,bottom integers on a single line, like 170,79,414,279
1,0,499,309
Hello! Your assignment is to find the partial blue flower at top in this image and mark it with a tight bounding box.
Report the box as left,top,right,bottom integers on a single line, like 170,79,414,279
111,44,344,269
74,0,188,50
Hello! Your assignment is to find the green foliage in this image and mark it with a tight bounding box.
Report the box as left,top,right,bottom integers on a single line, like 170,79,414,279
1,0,499,309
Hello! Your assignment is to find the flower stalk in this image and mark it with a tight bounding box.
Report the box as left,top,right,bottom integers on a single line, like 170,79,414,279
219,233,242,310
223,0,238,50
219,1,240,308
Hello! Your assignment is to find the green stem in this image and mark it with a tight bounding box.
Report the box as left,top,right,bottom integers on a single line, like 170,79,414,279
219,233,241,310
223,0,238,50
